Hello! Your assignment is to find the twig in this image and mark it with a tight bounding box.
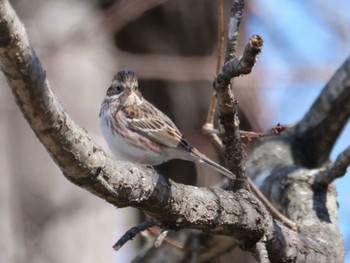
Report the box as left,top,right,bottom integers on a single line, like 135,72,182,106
161,236,184,250
154,230,169,248
216,0,225,74
252,238,270,263
315,145,350,184
113,221,154,251
202,123,223,148
202,0,225,149
203,123,286,140
240,123,286,142
148,226,185,249
225,0,244,61
219,35,264,82
248,178,298,231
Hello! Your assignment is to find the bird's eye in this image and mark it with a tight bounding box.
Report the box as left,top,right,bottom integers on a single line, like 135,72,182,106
114,86,124,95
107,85,123,96
133,85,138,91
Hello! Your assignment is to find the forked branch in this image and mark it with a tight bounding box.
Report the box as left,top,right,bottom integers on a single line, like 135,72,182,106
315,145,350,184
0,0,343,262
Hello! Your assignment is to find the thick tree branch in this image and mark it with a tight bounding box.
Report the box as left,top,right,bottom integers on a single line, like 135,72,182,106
247,137,344,262
293,56,350,167
0,1,345,262
0,0,269,248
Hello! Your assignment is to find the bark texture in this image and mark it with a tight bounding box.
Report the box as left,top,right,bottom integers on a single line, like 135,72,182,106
0,0,348,262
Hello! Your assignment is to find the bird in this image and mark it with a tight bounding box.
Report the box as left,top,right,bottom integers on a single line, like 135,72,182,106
99,69,235,180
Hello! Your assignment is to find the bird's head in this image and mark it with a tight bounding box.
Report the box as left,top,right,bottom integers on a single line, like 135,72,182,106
105,70,143,108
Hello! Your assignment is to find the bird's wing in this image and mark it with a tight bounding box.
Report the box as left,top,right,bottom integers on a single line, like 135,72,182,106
120,102,189,149
118,102,236,180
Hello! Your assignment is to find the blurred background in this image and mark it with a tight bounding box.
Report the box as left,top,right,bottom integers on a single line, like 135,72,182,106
0,0,349,262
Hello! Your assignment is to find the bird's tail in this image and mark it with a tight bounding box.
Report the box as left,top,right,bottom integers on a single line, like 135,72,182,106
190,149,235,180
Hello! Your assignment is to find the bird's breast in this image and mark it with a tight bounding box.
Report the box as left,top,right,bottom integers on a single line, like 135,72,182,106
99,109,167,165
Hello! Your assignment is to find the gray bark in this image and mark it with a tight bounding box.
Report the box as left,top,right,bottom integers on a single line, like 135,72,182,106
0,0,347,262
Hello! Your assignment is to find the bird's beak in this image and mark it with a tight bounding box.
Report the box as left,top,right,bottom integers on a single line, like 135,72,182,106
124,87,142,106
125,87,132,96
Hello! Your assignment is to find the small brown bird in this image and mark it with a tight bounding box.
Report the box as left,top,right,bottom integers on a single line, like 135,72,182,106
99,70,235,180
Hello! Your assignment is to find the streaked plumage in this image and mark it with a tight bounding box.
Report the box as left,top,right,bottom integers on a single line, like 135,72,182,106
99,70,235,180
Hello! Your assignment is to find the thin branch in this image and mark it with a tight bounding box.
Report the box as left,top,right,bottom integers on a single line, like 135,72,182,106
225,0,244,61
148,226,184,249
214,35,263,189
211,15,297,236
315,145,350,184
202,123,223,148
113,221,154,251
202,0,225,150
154,230,169,248
293,55,350,167
248,178,297,231
252,239,270,263
328,145,350,180
212,0,248,189
210,0,297,233
216,0,225,74
220,35,264,83
240,123,286,142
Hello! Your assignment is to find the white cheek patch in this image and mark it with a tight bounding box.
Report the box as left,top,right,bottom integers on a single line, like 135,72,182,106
109,93,122,100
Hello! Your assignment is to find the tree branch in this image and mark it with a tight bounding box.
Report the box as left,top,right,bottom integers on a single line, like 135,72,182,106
225,0,244,61
315,145,350,184
0,0,268,248
202,0,225,150
0,1,344,262
293,56,350,167
214,34,263,189
113,220,154,251
246,137,344,262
